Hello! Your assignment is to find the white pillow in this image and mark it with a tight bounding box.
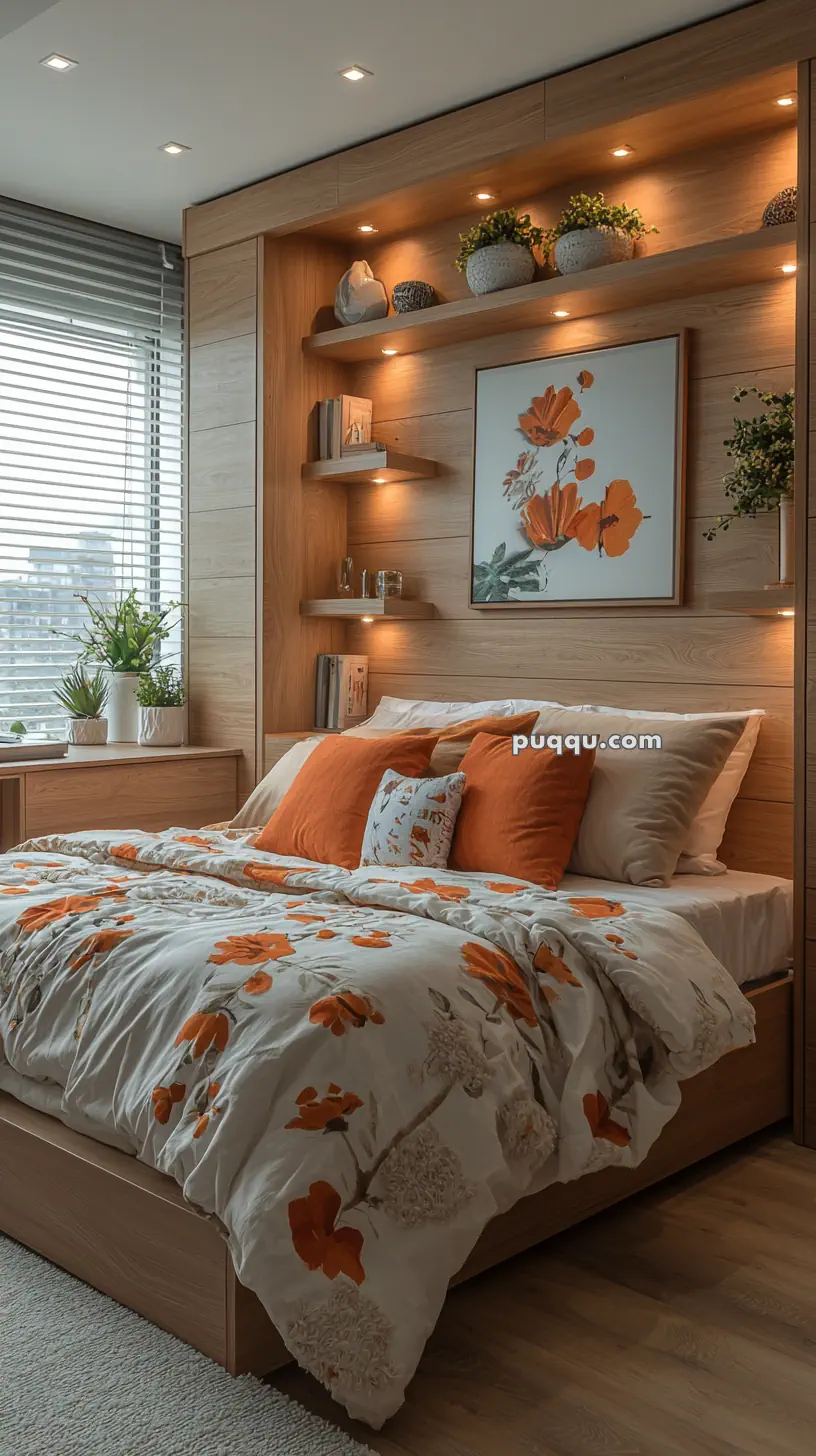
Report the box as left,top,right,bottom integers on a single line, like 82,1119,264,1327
364,695,564,729
360,770,465,868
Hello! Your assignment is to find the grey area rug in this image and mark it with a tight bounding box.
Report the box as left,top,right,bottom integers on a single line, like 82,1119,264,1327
0,1235,373,1456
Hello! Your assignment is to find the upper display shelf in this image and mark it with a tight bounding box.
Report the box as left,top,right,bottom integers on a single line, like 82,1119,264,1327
302,224,797,363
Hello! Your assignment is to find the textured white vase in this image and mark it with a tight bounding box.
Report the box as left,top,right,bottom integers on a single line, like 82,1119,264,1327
778,496,794,586
465,242,535,296
66,717,108,746
104,671,141,742
554,226,634,275
138,705,187,747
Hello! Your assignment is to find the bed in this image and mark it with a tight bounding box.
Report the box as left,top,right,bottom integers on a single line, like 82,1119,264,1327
0,824,792,1427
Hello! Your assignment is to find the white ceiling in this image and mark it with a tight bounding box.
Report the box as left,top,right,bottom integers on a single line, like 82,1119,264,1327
0,0,752,243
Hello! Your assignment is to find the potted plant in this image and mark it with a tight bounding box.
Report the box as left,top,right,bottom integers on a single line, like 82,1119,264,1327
61,591,181,742
455,208,544,296
544,192,658,275
704,387,795,584
54,664,109,745
136,665,187,747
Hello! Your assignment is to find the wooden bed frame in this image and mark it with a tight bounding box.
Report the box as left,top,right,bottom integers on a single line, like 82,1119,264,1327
0,974,791,1376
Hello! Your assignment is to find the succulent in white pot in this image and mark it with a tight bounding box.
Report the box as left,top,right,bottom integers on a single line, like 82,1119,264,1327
137,666,187,747
54,664,109,746
545,192,658,276
455,208,544,296
56,590,182,742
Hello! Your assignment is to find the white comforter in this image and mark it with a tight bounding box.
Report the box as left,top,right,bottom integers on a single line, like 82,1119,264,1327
0,827,754,1426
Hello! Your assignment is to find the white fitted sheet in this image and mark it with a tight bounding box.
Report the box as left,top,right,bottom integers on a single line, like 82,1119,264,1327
558,869,792,986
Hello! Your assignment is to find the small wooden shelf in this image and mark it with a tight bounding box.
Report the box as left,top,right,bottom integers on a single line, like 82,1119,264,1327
710,585,794,616
303,225,797,363
302,451,437,485
299,597,435,619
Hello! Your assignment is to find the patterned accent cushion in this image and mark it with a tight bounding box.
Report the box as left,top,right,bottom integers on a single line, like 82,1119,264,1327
360,770,466,868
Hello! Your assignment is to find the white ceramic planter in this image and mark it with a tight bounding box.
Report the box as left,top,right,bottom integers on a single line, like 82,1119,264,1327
138,704,187,747
553,226,634,275
465,241,535,296
778,496,794,586
66,717,108,746
104,671,141,742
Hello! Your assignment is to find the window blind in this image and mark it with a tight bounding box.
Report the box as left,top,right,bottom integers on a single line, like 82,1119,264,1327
0,196,184,736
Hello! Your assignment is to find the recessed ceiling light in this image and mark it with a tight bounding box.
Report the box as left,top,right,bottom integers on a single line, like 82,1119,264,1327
341,65,371,82
41,53,77,71
552,310,570,318
610,145,634,157
781,262,797,274
159,141,191,155
381,348,398,356
775,95,795,107
358,223,377,233
474,191,495,202
779,608,795,617
361,615,374,623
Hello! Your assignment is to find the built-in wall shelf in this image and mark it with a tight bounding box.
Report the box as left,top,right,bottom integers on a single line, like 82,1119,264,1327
302,451,438,485
710,585,794,616
303,225,797,363
300,597,435,619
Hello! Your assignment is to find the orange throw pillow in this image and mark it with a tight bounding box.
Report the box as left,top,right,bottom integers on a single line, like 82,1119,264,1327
253,734,439,870
449,732,596,889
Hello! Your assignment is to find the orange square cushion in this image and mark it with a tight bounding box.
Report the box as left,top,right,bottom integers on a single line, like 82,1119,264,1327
449,732,596,889
253,733,440,869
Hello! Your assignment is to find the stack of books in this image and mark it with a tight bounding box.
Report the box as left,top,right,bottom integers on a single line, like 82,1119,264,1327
314,655,369,731
317,395,385,461
0,732,68,763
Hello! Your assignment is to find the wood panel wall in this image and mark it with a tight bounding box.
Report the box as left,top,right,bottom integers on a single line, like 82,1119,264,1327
187,240,261,797
798,57,815,1139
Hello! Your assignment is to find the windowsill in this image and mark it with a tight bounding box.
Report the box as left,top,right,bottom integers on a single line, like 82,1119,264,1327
0,744,241,777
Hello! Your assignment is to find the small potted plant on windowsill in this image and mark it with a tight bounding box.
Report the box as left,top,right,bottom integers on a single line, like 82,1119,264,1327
544,192,658,275
137,665,187,747
455,208,544,296
704,386,795,585
54,664,109,745
59,591,181,742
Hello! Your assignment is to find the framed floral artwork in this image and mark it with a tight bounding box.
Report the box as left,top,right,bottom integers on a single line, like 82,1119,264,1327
470,333,687,607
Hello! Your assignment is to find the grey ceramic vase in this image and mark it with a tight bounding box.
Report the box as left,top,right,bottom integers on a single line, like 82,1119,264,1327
334,260,388,325
554,226,634,275
392,280,436,312
465,241,535,296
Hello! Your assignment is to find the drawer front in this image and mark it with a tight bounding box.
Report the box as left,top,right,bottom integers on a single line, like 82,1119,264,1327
24,757,238,838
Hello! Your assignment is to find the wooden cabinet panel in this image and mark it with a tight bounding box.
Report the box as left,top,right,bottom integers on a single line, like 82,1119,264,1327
188,239,258,348
189,334,257,432
24,758,238,838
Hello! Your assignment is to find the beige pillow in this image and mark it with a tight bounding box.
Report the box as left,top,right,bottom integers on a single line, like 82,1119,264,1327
527,707,746,886
231,737,324,828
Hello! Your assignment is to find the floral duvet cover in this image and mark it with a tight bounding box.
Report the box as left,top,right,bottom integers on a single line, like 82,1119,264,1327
0,827,754,1426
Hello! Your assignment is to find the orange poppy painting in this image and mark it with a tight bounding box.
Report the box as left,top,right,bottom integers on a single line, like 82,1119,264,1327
472,336,684,606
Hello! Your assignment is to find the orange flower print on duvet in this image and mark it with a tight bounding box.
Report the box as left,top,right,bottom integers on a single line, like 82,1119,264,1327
242,970,274,994
69,927,134,974
208,932,295,966
518,385,581,448
606,932,638,960
17,888,126,934
399,878,471,903
175,1010,230,1058
286,1083,364,1131
174,834,222,853
568,897,625,920
350,930,392,949
486,881,525,895
152,1081,186,1124
110,843,141,861
289,1180,365,1284
461,941,537,1027
583,1090,631,1146
522,481,584,550
242,862,308,887
572,479,644,558
309,991,384,1037
534,942,581,986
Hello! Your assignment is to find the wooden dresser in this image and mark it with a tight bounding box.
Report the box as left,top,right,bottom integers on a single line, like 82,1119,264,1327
0,746,241,850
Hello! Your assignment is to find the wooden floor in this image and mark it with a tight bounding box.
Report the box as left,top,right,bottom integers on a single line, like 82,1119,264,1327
272,1128,816,1455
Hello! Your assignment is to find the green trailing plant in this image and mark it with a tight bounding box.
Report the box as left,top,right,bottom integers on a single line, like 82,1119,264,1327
54,663,109,720
543,192,657,252
472,544,542,603
9,721,26,736
704,387,795,539
60,591,181,673
455,208,544,273
136,665,186,708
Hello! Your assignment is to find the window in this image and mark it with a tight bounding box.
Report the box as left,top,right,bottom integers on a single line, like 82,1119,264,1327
0,197,183,736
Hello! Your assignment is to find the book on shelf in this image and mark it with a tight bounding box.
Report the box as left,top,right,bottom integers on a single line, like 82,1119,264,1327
314,654,369,731
0,739,68,763
317,395,373,460
339,440,386,457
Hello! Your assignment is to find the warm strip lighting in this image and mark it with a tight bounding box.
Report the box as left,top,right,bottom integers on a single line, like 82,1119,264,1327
474,191,495,202
775,95,795,107
779,608,795,617
358,223,377,233
341,65,371,81
361,615,374,623
160,141,190,155
781,262,797,275
610,145,634,157
552,310,570,319
381,348,398,356
41,53,77,70
372,476,387,484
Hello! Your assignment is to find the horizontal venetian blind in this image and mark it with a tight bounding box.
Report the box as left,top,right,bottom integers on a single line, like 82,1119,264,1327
0,195,184,736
